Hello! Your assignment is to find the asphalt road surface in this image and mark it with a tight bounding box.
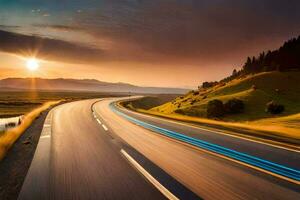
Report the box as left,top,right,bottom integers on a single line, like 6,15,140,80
19,98,300,200
18,100,167,200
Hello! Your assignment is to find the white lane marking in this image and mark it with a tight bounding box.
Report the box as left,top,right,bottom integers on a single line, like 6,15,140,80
102,124,108,131
43,124,51,128
96,119,102,124
120,149,179,200
40,135,51,139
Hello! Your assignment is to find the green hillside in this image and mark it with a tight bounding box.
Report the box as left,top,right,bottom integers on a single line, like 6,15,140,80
151,71,300,122
122,94,179,110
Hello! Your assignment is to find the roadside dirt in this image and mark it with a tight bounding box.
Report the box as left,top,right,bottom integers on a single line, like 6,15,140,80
0,108,50,200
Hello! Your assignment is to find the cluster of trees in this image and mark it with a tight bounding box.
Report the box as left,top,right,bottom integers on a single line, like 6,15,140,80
207,99,245,118
201,35,300,88
266,101,285,114
200,81,218,89
243,36,300,73
220,68,242,83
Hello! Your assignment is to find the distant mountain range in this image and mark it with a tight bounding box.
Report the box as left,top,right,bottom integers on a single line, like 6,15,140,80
0,78,188,94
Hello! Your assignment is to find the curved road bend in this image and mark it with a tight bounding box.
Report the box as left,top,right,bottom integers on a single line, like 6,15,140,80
93,98,300,200
115,98,300,170
18,100,166,200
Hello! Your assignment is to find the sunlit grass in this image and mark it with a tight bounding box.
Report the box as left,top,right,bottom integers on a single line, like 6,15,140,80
0,101,60,161
122,72,300,144
253,113,300,129
151,71,300,121
137,109,300,143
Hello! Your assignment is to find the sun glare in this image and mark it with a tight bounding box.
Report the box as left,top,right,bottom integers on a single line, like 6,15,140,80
26,58,39,71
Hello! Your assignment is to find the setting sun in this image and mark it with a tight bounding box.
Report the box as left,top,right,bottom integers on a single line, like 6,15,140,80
26,58,39,71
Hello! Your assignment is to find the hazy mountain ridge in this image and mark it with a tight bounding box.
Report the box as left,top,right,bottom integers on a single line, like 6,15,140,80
0,78,188,94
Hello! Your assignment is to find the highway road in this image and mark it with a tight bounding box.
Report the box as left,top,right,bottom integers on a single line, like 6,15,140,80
18,100,168,200
19,97,300,200
114,98,300,170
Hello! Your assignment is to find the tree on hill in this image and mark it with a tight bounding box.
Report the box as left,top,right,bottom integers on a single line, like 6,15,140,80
200,35,300,92
207,100,225,118
241,35,300,74
232,69,237,76
218,35,300,83
201,81,218,89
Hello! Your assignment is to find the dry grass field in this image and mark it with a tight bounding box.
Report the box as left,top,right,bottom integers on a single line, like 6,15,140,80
0,91,124,118
0,101,59,160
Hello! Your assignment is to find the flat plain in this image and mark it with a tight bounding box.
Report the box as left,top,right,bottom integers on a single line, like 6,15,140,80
0,91,126,118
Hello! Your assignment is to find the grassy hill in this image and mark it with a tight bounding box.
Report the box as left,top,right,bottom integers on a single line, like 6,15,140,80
122,94,179,110
151,71,300,122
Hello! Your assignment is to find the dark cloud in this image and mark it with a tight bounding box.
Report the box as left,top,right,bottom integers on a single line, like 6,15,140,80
0,25,20,29
74,0,300,65
1,0,300,69
0,29,106,64
31,24,83,31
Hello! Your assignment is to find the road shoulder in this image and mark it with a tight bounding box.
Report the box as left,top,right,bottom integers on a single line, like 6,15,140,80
0,108,51,200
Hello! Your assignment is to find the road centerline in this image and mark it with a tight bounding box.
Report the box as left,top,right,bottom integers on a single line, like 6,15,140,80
96,119,102,124
102,124,108,131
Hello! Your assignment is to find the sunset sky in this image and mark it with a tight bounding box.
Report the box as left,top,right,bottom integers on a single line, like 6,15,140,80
0,0,300,88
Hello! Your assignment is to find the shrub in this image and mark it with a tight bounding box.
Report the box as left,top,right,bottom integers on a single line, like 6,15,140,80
207,99,225,118
219,82,226,87
266,101,285,114
190,99,197,105
193,91,199,95
202,81,218,88
174,109,184,114
252,84,257,90
224,99,245,114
